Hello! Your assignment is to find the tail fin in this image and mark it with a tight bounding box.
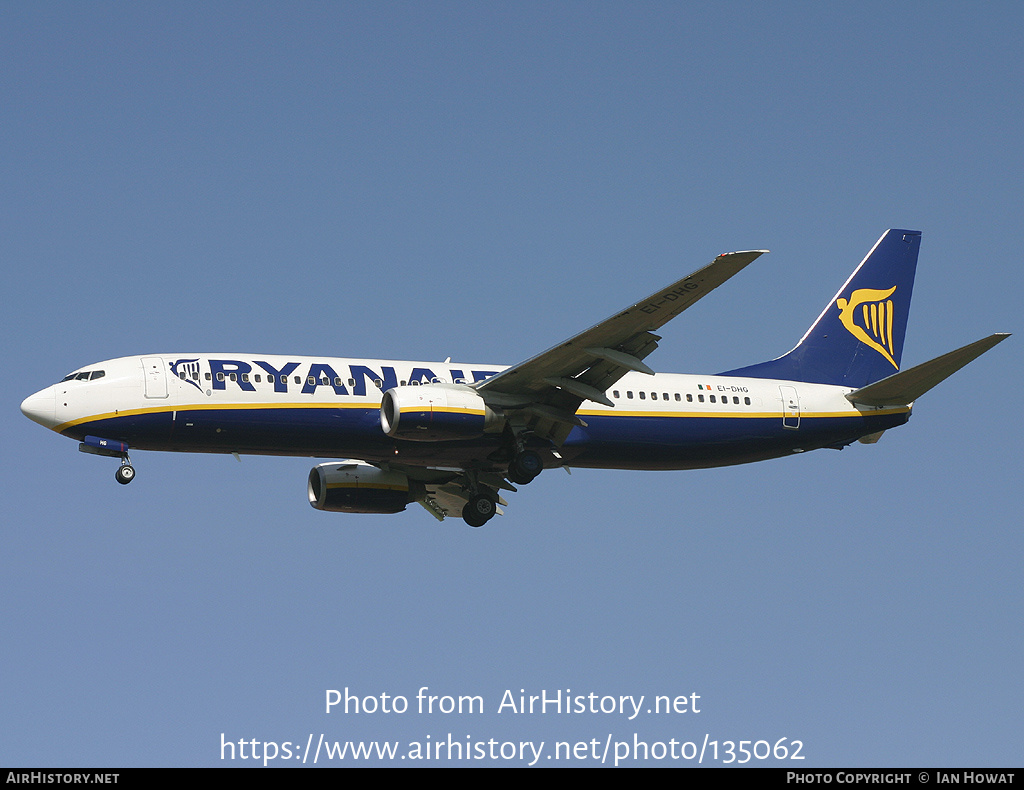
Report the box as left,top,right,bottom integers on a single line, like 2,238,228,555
721,229,922,387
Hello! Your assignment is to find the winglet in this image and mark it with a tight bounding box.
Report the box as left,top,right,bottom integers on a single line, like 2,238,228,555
846,333,1010,407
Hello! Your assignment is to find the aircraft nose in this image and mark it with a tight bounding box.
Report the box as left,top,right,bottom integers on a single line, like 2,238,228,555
21,386,57,429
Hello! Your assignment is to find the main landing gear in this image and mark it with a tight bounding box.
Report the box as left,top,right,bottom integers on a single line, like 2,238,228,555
507,449,542,485
459,447,545,527
462,494,496,528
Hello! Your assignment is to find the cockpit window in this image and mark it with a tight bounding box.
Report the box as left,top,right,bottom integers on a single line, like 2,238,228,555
61,370,106,382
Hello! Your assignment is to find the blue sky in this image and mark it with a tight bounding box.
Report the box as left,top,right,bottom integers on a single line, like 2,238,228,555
3,2,1021,767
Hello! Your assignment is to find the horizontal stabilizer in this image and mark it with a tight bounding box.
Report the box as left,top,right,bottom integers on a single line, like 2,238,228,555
846,333,1010,407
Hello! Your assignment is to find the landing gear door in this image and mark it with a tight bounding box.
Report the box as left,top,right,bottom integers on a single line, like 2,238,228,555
780,385,800,429
142,357,169,399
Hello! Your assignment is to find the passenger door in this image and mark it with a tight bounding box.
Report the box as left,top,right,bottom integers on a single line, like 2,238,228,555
780,385,800,429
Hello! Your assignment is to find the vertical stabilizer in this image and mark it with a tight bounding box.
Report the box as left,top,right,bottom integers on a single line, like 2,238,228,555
721,229,922,387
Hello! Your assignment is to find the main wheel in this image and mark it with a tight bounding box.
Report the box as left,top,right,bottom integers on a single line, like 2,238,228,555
508,450,542,485
115,465,135,485
462,494,496,527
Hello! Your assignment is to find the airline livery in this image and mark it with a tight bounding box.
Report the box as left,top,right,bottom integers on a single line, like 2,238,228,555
21,230,1008,527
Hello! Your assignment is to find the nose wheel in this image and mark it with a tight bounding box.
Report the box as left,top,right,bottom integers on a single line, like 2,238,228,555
115,458,135,485
78,437,136,485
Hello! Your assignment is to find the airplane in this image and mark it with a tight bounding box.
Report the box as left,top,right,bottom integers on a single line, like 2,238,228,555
21,229,1009,527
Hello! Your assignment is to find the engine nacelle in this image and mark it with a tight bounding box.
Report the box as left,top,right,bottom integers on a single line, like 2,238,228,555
380,383,504,441
308,461,419,514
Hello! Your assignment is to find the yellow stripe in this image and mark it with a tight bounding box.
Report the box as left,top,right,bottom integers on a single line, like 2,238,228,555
397,406,485,416
57,401,911,434
577,407,910,419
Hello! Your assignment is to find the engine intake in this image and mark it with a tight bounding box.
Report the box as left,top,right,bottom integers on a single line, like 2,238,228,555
380,383,504,441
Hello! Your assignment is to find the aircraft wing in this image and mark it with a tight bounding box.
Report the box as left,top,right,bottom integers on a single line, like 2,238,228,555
477,249,768,443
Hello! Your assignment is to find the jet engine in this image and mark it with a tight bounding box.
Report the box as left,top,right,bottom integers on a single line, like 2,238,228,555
380,383,504,441
308,461,420,514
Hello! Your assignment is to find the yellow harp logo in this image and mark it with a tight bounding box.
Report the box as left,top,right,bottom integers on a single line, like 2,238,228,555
836,286,899,369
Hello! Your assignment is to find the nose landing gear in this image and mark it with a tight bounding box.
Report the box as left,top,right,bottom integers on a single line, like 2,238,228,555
79,436,136,485
115,460,136,485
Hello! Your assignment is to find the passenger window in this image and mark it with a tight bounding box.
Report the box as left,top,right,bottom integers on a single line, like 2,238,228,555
686,393,693,402
205,372,212,381
613,390,620,399
710,395,716,403
744,397,751,405
663,393,669,400
307,377,315,385
733,396,739,404
698,394,704,402
294,376,301,384
230,373,237,382
626,391,633,399
241,374,249,382
254,374,261,383
639,392,646,400
217,373,225,382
